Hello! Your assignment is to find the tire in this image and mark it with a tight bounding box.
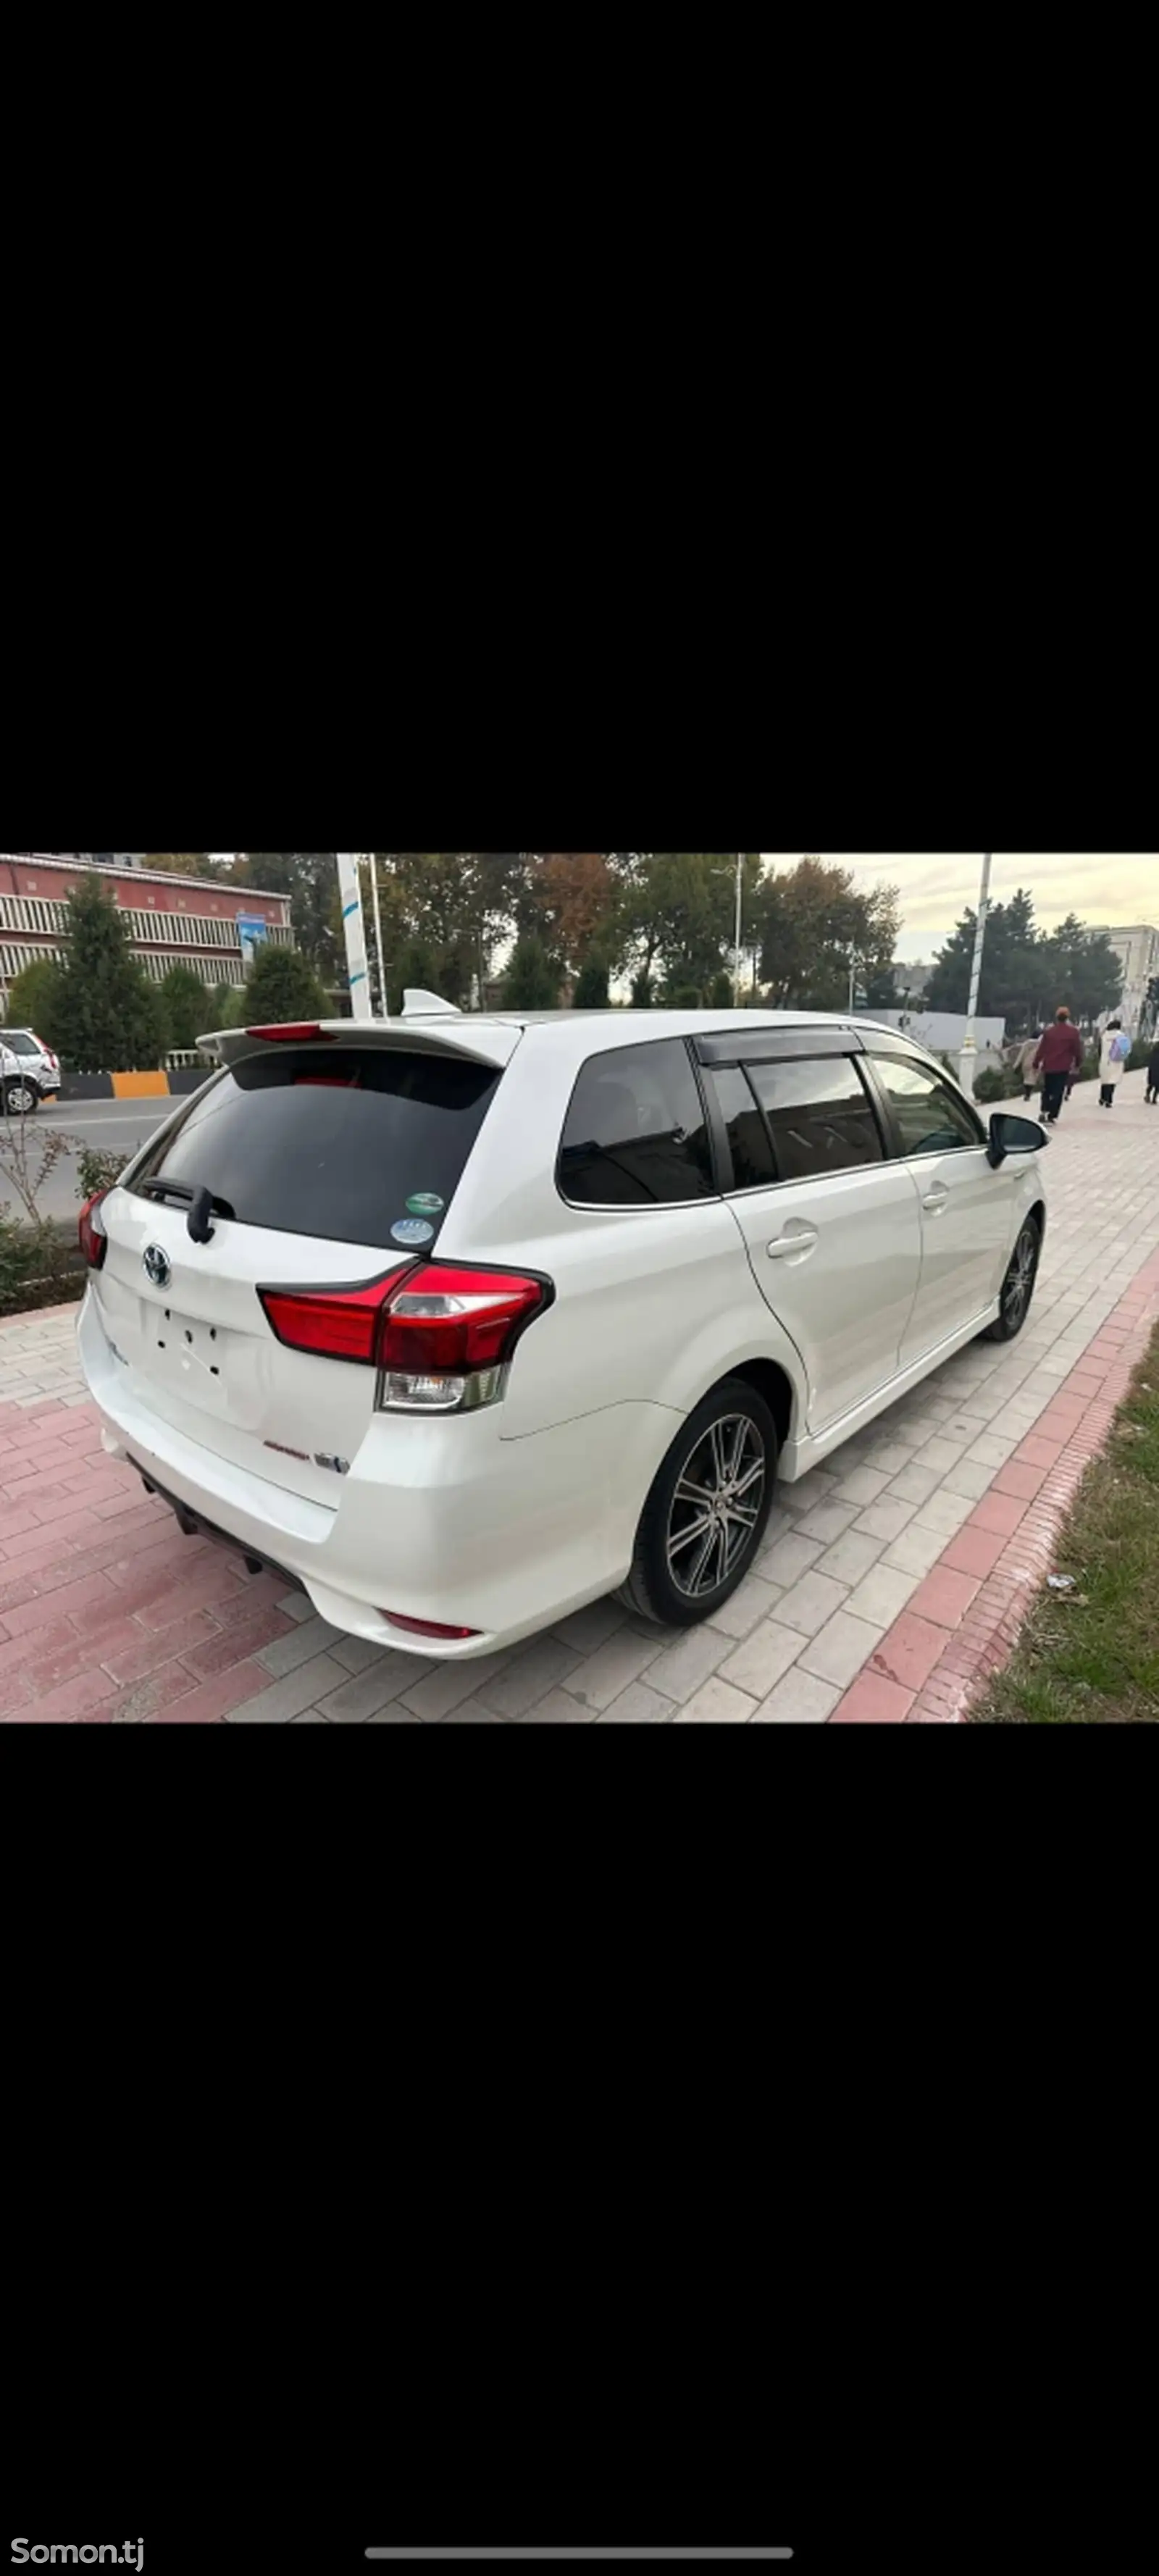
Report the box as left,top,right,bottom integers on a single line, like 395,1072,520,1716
984,1219,1041,1342
2,1079,38,1116
618,1376,778,1628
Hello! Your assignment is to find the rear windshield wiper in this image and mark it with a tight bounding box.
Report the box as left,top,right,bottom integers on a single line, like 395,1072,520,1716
135,1176,235,1241
137,1178,235,1216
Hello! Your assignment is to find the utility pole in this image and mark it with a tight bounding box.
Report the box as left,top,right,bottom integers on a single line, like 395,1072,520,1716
734,853,745,1004
335,853,372,1021
958,854,993,1098
365,853,388,1018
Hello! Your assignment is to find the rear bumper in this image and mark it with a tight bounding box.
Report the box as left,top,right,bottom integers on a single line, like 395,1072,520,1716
78,1289,679,1657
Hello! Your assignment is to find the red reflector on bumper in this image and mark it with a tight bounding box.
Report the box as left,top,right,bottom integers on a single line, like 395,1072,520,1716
385,1612,479,1641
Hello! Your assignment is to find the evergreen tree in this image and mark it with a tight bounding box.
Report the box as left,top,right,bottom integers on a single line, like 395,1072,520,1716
573,955,611,1009
706,971,735,1009
4,958,67,1047
386,939,441,1017
159,965,211,1051
503,935,559,1011
51,879,168,1071
243,944,328,1025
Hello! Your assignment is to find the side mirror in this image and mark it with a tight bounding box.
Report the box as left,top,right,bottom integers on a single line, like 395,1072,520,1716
987,1111,1048,1169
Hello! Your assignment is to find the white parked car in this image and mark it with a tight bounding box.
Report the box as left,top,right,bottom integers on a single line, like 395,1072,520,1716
76,1005,1048,1657
1,1026,61,1112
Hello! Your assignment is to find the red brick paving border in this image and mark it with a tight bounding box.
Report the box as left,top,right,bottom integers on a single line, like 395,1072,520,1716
832,1249,1159,1723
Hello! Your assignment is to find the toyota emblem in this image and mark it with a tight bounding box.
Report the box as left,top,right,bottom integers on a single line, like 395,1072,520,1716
143,1244,172,1290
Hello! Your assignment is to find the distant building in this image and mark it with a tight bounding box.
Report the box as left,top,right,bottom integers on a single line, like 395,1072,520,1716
892,958,932,1000
853,1006,1007,1072
0,853,293,1009
1089,924,1158,1032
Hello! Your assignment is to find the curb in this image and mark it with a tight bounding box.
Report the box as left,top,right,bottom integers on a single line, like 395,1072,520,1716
829,1248,1159,1722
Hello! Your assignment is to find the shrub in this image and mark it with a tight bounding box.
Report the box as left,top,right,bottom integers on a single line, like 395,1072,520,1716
77,1146,133,1201
160,965,211,1053
0,1213,79,1316
243,945,327,1026
669,984,703,1010
503,937,559,1011
630,971,654,1009
706,972,735,1009
973,1068,1008,1104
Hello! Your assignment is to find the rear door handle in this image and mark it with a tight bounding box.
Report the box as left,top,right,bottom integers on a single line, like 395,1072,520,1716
766,1229,819,1259
921,1185,950,1214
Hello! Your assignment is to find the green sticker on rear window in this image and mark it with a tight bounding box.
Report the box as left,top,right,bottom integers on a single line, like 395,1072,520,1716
406,1193,445,1216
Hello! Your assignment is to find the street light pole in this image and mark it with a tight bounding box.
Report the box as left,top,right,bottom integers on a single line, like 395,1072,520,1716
366,853,388,1018
734,853,745,1004
335,853,372,1021
958,853,993,1098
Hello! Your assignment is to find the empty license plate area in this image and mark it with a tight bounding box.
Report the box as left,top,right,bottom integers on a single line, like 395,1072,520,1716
147,1305,230,1399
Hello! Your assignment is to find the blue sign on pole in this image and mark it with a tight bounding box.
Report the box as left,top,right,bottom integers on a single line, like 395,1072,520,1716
237,916,271,969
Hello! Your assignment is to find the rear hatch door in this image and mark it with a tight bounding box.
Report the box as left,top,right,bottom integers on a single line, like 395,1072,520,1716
93,1034,514,1507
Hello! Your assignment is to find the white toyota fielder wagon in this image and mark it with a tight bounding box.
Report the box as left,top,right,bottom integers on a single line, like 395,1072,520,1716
77,1000,1048,1657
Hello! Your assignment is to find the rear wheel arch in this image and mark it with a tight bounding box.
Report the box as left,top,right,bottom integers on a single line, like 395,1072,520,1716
724,1357,795,1456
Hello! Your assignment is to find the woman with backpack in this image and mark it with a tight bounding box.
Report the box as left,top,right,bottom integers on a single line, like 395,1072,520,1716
1099,1020,1129,1106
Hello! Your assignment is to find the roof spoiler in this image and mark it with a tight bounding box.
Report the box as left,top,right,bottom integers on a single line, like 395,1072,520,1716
196,1016,522,1071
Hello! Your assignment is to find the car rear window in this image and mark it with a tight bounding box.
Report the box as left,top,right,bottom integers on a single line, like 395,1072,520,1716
130,1047,501,1247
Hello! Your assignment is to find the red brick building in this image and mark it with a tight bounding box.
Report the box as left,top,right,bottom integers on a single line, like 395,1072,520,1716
0,854,294,1010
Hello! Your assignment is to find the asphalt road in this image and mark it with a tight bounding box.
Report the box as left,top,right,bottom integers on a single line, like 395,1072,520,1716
4,1096,178,1223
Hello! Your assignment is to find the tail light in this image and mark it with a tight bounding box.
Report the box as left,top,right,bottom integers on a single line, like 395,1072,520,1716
259,1266,411,1365
78,1190,109,1270
257,1260,551,1411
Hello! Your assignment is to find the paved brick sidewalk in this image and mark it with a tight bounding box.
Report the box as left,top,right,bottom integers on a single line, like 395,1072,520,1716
4,1069,1158,1721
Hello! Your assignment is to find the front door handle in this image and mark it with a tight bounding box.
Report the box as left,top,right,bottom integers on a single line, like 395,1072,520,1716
766,1229,819,1260
921,1185,950,1215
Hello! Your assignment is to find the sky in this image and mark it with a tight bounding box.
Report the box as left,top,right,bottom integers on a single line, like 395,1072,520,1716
764,856,1156,961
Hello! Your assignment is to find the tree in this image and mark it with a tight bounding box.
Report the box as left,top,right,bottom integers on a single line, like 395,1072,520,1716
243,944,327,1025
4,958,67,1048
236,854,343,983
753,859,900,1010
524,854,621,976
926,894,1123,1032
159,965,211,1051
706,971,735,1009
503,935,559,1011
51,879,169,1071
612,854,761,998
386,938,441,1017
573,955,611,1009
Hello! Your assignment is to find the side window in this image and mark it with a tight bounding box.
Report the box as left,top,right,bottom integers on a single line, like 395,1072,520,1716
2,1031,35,1055
559,1040,714,1206
709,1066,777,1190
871,1055,984,1155
745,1057,885,1182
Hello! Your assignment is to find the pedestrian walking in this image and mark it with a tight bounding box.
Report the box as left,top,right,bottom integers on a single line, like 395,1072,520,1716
1098,1019,1129,1108
1012,1031,1042,1103
1033,1008,1084,1123
1147,1040,1159,1105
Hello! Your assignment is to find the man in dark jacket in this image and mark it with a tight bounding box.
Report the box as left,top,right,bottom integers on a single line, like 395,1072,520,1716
1033,1008,1085,1122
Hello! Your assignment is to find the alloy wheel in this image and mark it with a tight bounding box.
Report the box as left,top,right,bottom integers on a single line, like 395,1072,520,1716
5,1084,35,1116
1003,1225,1038,1332
665,1411,766,1600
